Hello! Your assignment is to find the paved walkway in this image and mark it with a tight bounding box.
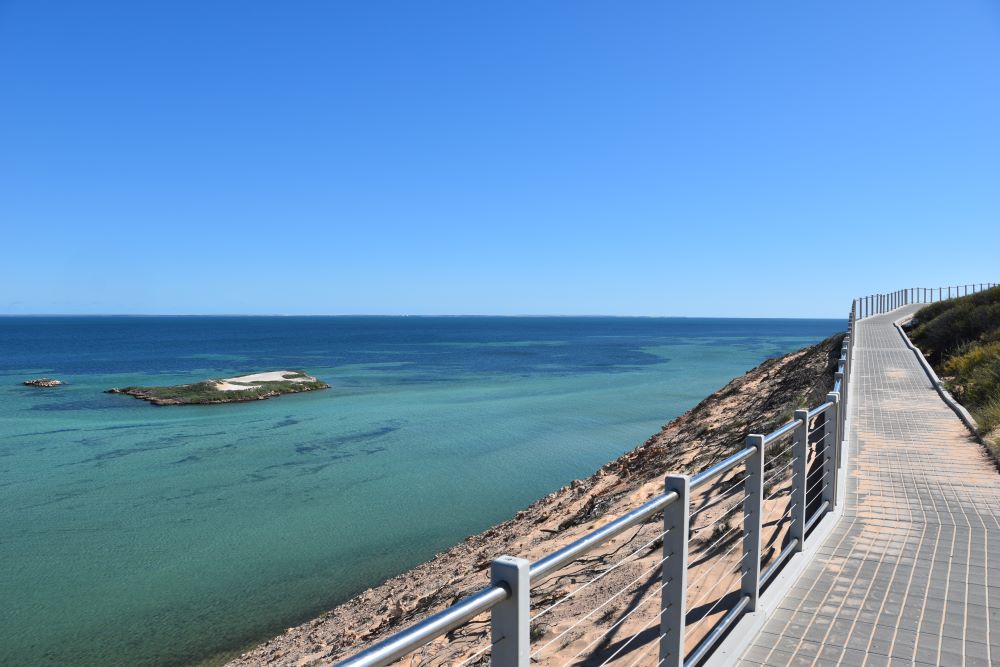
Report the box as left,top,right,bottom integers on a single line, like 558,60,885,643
738,307,1000,667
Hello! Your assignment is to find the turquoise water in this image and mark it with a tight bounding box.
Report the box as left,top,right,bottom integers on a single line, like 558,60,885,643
0,316,841,666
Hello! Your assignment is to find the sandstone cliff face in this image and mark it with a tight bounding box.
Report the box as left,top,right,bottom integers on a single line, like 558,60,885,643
228,334,844,667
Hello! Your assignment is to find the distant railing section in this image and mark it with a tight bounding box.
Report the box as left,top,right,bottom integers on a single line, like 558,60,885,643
855,283,997,320
334,312,858,667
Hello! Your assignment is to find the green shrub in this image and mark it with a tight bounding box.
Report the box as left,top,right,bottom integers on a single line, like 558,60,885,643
911,287,1000,365
943,341,1000,405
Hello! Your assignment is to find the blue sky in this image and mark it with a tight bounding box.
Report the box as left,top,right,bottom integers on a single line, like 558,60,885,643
2,2,998,317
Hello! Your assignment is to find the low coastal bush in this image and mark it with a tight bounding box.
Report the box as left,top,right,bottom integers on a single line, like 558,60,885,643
910,287,1000,437
910,286,1000,365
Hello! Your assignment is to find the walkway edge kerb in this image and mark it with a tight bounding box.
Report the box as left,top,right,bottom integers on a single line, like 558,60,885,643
893,315,998,468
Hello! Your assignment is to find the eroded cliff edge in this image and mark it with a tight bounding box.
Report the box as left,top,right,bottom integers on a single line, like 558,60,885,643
227,333,844,667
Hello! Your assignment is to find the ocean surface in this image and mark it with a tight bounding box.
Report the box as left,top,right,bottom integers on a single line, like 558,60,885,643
0,316,842,666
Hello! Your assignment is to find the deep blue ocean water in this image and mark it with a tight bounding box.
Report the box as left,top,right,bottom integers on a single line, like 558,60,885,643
0,316,842,666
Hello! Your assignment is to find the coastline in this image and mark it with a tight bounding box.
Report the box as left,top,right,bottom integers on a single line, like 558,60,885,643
226,333,844,666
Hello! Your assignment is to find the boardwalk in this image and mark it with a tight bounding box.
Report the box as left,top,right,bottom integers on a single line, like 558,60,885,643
738,307,1000,666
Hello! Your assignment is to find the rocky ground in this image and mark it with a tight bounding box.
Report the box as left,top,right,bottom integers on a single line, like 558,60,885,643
226,333,844,667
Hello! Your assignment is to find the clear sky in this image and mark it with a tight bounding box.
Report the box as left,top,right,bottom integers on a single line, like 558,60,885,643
2,2,998,317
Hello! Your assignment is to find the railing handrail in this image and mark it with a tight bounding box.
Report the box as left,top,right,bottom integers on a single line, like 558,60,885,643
529,489,680,583
854,283,997,320
336,586,508,667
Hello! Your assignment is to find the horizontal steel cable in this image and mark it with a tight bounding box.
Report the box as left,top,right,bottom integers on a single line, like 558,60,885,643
687,551,750,611
809,430,832,445
690,475,746,518
805,468,830,498
623,637,659,667
560,573,673,666
686,538,748,597
764,479,794,503
806,477,829,500
455,634,503,666
777,502,797,521
688,521,741,562
766,438,796,462
762,457,797,487
532,552,671,658
531,525,672,622
686,563,746,636
596,600,674,667
690,494,748,535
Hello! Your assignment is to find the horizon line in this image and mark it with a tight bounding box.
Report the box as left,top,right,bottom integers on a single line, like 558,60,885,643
0,312,847,320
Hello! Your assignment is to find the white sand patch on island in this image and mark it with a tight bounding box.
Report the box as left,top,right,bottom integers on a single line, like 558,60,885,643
212,380,263,391
222,371,312,384
211,371,318,392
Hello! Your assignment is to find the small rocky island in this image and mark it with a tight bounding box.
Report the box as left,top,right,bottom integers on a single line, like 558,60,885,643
106,370,329,406
23,378,64,387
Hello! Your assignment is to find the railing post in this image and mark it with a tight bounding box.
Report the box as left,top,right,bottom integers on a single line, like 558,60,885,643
827,388,842,508
791,411,808,553
490,556,530,667
837,350,847,440
742,434,764,612
826,373,847,470
661,474,689,667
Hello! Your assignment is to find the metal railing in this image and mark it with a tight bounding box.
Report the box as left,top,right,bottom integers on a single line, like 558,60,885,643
334,314,858,667
855,283,998,320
